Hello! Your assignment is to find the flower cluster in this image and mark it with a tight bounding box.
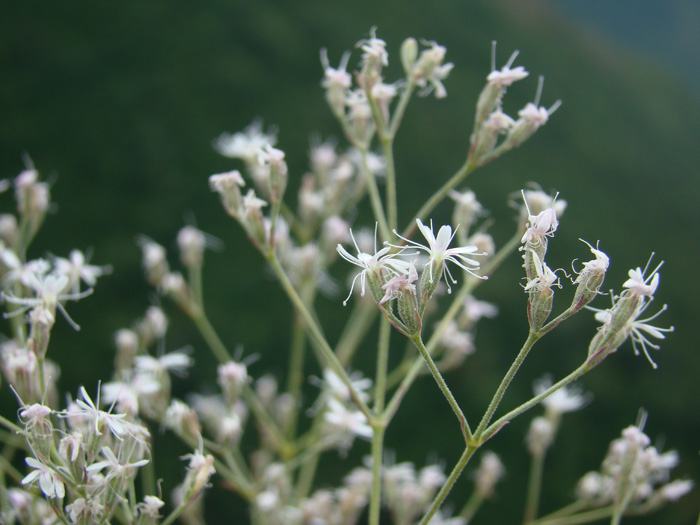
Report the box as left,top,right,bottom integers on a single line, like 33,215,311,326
0,29,692,525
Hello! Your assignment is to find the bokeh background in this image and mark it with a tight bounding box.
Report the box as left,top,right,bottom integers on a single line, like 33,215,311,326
2,1,699,523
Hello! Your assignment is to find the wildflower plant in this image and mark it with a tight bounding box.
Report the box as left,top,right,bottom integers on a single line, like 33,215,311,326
0,29,693,525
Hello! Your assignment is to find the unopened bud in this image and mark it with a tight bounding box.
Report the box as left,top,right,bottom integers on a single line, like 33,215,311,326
218,360,249,405
177,226,206,269
242,189,268,249
526,416,555,457
571,241,608,312
401,38,418,76
209,170,245,218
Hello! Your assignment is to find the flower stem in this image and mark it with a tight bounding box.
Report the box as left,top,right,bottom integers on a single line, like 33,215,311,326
483,362,589,441
369,320,391,525
410,334,471,442
402,157,476,239
475,331,539,439
419,444,478,524
524,450,547,524
267,253,372,420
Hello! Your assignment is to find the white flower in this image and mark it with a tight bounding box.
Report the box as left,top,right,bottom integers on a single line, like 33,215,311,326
324,398,373,442
487,52,529,86
358,28,388,71
626,300,674,368
134,349,193,377
64,386,150,443
463,295,498,321
623,259,662,298
336,227,411,305
518,102,549,127
378,262,418,305
320,48,352,91
53,249,111,293
137,495,165,518
573,240,609,284
524,250,560,293
474,451,505,498
395,219,485,293
534,376,590,415
214,120,278,163
319,368,373,404
86,445,149,481
21,457,65,499
521,205,559,247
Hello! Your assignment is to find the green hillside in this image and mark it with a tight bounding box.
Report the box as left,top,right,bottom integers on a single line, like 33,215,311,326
1,1,698,523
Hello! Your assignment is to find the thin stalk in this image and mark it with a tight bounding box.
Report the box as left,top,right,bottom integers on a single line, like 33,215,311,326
190,308,230,365
523,451,546,524
475,331,539,439
533,505,615,525
402,158,476,240
419,444,478,524
267,253,372,420
382,136,398,232
410,335,471,442
483,362,589,441
535,501,590,523
285,281,316,439
241,383,292,460
369,424,386,525
335,301,377,366
369,321,391,525
360,148,391,242
295,443,322,500
458,488,485,524
389,81,416,137
384,232,520,422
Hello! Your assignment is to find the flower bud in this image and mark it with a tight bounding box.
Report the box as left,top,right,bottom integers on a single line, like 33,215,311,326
209,170,245,218
526,416,555,457
258,146,288,206
571,241,609,312
242,189,269,249
528,287,554,332
177,226,206,269
218,360,249,406
401,38,418,76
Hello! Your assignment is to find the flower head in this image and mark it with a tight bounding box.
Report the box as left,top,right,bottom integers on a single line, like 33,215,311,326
336,227,411,305
394,219,486,293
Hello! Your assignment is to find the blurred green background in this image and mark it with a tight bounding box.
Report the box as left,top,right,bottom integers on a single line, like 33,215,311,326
2,1,699,523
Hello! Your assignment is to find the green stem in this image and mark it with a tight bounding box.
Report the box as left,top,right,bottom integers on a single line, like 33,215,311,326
483,362,590,440
267,253,372,420
360,148,391,242
389,81,415,138
533,505,615,525
419,444,478,524
402,157,476,239
335,301,377,366
535,500,590,523
459,488,485,524
524,451,546,524
369,424,386,525
384,232,520,424
475,331,539,439
285,281,316,439
190,308,230,365
410,335,471,442
369,321,391,525
382,136,398,233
